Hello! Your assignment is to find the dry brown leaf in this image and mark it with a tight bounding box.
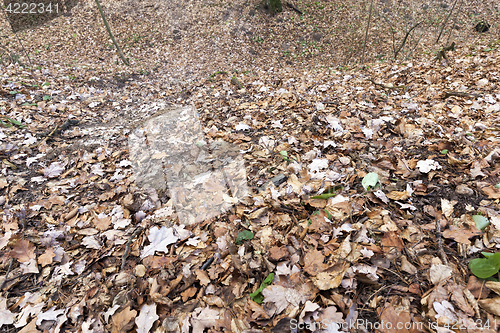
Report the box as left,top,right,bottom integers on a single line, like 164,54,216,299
312,264,349,290
480,185,500,199
467,276,490,299
93,213,112,231
378,303,422,333
478,298,500,317
269,246,289,261
442,225,481,245
99,191,116,202
38,247,55,267
381,231,405,252
111,306,137,333
303,249,327,276
181,287,197,302
9,239,36,263
142,256,176,269
386,191,411,200
195,269,211,286
18,319,40,333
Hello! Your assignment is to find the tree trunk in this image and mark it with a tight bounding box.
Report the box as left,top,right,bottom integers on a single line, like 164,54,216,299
265,0,282,14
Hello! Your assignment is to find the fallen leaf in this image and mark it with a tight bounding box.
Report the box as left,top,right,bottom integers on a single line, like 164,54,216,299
111,306,137,333
10,239,36,263
140,226,179,259
135,304,158,333
38,248,56,267
303,249,328,276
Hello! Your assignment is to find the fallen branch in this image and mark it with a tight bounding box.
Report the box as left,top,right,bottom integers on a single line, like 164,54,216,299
435,213,448,266
34,118,80,148
121,226,144,271
368,78,406,90
435,0,460,44
394,21,422,59
443,90,479,99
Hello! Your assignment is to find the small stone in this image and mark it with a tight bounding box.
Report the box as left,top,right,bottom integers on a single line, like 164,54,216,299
456,184,474,196
134,264,146,277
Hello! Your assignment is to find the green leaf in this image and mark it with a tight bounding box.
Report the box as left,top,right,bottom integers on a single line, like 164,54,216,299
1,117,25,128
311,193,337,199
43,95,51,101
482,252,495,258
495,183,500,189
441,149,448,155
473,215,489,231
236,230,254,245
362,172,379,191
249,273,274,303
0,120,12,128
469,253,500,279
324,209,333,220
42,82,50,86
9,91,18,94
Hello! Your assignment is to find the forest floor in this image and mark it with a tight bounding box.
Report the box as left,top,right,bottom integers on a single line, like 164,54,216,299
0,0,500,332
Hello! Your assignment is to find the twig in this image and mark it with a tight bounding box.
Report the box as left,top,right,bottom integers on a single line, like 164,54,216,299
95,0,129,66
0,258,14,290
0,8,33,67
435,215,448,266
13,33,33,68
435,0,459,44
32,125,58,148
121,226,144,271
394,21,422,59
368,78,406,90
380,15,396,57
443,91,480,99
361,0,374,64
201,256,215,270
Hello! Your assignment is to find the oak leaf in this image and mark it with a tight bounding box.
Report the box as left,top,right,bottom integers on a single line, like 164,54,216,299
10,239,36,263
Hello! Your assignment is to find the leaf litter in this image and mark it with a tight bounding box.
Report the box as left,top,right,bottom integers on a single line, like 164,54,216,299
0,0,499,332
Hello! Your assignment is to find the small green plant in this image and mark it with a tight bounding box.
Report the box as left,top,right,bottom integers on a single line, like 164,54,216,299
440,149,448,155
236,230,254,245
279,150,297,162
249,273,274,303
0,116,26,128
43,95,51,101
472,214,489,230
469,252,500,279
362,172,379,191
253,36,264,43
